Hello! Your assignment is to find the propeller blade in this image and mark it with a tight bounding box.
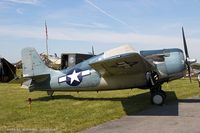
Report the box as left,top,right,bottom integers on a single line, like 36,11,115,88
182,27,189,58
182,27,192,83
187,62,192,83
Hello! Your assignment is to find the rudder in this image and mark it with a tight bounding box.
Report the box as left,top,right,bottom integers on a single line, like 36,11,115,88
22,48,50,77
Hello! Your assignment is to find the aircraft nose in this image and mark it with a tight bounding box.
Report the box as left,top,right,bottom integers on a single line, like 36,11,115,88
187,58,197,64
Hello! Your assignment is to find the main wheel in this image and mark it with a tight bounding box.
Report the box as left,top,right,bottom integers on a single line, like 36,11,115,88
151,92,165,105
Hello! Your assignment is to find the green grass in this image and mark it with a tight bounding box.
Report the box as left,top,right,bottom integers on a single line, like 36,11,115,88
0,78,200,133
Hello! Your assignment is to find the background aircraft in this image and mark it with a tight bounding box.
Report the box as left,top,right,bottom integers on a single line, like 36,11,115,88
22,28,196,105
0,58,16,82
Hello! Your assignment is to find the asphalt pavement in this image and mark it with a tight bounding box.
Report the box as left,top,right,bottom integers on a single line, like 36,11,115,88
81,96,200,133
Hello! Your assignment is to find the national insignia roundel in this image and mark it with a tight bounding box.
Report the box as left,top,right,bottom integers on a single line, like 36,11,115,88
66,68,83,86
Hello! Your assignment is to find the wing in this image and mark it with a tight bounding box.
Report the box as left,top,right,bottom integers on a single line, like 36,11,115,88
90,53,156,77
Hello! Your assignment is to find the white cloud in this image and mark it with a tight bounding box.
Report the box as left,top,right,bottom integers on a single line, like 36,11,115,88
1,24,199,48
92,22,110,29
64,22,110,29
1,24,200,49
0,24,199,62
5,0,39,5
0,25,43,39
16,8,24,14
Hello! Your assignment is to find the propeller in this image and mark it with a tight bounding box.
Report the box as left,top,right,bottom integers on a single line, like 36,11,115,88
182,27,197,82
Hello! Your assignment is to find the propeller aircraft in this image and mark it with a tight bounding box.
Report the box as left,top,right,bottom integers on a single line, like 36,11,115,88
22,28,196,105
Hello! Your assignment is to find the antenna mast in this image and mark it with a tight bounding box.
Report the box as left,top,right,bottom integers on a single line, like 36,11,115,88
45,21,49,59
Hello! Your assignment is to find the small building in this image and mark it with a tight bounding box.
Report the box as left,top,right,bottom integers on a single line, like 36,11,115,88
0,58,16,82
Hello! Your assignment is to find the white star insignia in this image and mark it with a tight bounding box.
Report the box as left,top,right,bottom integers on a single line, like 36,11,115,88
67,70,81,84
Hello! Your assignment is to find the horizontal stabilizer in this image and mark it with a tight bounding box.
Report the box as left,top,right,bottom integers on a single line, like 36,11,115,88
21,79,32,89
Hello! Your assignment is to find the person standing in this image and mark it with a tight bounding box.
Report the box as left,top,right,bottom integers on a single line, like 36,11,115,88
198,73,200,87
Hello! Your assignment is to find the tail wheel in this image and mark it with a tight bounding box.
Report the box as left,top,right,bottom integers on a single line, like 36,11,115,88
47,90,54,97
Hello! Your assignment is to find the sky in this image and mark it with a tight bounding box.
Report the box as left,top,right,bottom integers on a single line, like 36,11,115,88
0,0,200,63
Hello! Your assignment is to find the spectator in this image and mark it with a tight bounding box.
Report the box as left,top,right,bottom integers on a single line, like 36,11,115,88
198,73,200,87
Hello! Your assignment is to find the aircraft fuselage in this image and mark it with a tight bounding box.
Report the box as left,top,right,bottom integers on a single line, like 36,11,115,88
28,48,186,92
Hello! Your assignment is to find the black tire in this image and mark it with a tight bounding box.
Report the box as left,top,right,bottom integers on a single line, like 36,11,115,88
151,92,165,105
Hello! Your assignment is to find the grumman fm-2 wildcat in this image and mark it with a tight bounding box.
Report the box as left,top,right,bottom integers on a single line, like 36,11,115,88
22,28,196,105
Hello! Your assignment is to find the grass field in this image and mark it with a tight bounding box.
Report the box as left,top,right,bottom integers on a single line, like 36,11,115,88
0,78,200,133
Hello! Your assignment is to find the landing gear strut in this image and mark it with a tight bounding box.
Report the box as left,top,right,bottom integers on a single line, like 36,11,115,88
146,71,166,105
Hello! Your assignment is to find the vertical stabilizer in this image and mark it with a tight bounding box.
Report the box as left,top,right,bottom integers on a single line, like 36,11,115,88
22,48,50,77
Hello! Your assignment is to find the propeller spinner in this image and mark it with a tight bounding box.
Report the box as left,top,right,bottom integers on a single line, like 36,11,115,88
182,27,197,82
